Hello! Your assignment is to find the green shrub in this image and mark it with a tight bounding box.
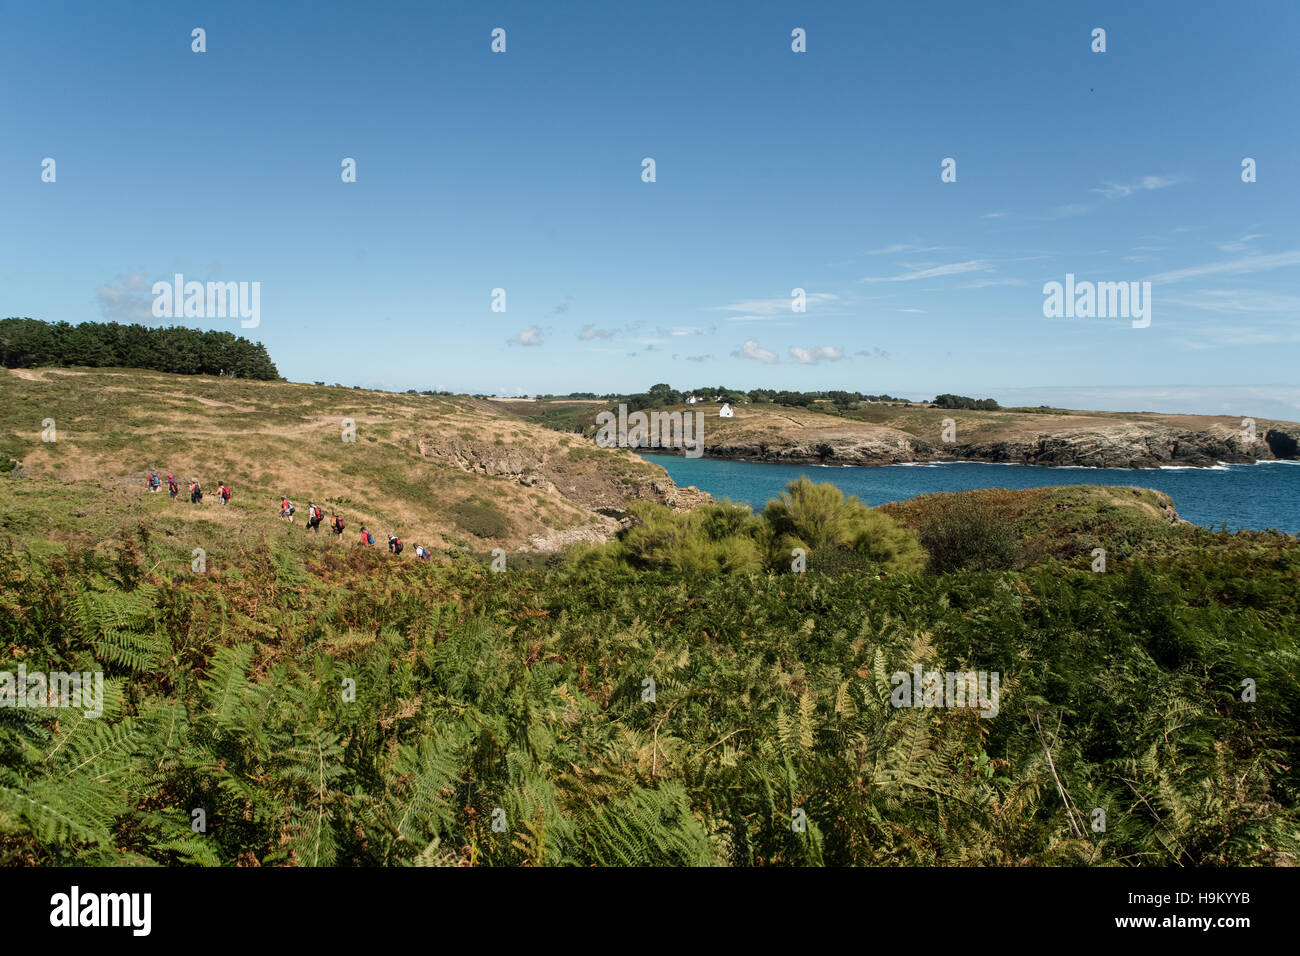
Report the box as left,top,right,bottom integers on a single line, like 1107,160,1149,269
765,477,925,574
445,499,512,539
917,492,1020,572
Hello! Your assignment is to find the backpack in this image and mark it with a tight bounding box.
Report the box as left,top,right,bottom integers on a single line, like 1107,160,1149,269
335,517,345,532
223,487,231,500
289,503,296,515
366,532,374,545
394,539,403,554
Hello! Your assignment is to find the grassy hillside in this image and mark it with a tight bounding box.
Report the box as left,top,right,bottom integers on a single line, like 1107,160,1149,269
0,367,706,555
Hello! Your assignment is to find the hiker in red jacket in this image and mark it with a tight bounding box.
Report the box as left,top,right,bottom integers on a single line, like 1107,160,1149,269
359,525,374,546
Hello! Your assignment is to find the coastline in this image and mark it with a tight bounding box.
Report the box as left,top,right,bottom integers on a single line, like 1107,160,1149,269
636,448,1298,471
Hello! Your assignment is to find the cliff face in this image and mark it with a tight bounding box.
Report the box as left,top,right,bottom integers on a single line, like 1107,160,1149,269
947,424,1283,468
686,413,1300,470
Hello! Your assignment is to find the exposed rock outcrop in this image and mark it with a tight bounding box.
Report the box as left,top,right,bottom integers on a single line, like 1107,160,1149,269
691,421,1298,469
413,434,712,517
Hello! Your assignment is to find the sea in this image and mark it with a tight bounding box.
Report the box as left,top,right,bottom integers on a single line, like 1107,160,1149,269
652,457,1300,535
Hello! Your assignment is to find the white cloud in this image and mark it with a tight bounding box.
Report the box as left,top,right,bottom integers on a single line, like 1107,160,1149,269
96,274,160,323
732,339,779,364
788,345,845,365
507,325,544,347
577,325,616,340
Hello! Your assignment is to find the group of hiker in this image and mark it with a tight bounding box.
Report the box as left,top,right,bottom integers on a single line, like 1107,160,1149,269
144,471,431,560
147,470,231,505
279,496,433,559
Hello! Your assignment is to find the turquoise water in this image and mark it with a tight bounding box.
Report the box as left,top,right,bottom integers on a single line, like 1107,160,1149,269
652,456,1300,535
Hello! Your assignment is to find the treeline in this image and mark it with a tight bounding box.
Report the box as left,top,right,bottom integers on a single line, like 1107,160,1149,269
540,384,911,411
0,318,279,380
932,393,1000,410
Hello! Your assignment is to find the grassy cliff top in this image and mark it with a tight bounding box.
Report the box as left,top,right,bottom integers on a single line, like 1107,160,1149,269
0,367,699,554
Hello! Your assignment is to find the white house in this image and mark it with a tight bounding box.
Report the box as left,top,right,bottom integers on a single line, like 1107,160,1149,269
719,402,734,418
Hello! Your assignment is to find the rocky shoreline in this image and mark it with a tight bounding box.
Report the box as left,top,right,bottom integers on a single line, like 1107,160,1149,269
659,421,1300,470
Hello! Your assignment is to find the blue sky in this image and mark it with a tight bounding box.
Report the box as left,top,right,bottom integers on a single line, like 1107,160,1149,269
2,1,1298,416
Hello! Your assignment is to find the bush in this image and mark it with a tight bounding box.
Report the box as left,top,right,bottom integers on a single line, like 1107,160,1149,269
765,477,925,574
569,481,925,578
618,501,764,575
917,492,1020,573
445,499,512,539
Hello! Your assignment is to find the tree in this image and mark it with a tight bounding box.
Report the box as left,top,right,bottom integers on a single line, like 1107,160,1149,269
646,383,682,407
0,318,280,380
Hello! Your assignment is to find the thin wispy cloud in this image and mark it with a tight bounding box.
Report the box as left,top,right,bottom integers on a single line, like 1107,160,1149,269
960,278,1027,288
1146,250,1300,284
711,293,837,314
577,325,616,340
1162,289,1300,313
861,260,992,283
865,243,945,255
1091,175,1178,200
1217,234,1264,252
